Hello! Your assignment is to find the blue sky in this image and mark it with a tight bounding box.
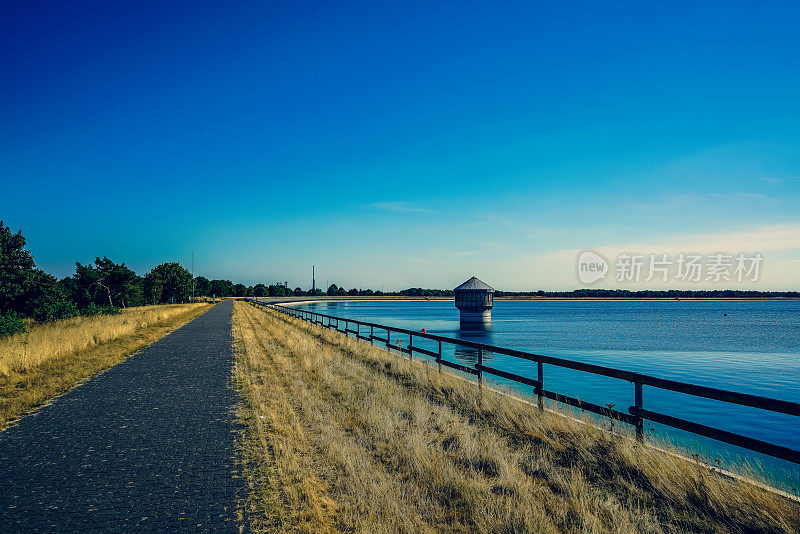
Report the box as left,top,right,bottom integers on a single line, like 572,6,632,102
2,1,799,290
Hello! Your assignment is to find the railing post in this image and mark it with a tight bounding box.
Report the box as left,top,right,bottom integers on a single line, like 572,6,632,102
345,320,348,337
408,334,413,360
370,326,374,346
634,381,644,442
437,340,442,372
536,361,544,411
386,329,391,350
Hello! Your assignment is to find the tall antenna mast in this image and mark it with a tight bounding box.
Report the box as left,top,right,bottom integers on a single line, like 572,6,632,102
191,249,195,302
312,265,316,293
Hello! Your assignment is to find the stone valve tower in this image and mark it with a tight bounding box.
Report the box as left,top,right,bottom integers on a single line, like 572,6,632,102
453,276,495,326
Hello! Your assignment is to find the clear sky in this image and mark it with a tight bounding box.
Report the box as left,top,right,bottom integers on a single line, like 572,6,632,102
2,1,799,290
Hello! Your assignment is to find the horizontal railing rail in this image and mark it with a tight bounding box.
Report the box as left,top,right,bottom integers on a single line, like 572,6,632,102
247,299,800,464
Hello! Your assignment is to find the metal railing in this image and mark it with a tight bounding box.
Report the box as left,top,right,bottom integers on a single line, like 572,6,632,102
249,299,800,464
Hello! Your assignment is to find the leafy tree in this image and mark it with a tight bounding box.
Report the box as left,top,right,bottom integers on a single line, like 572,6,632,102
268,284,292,297
93,257,142,308
68,262,101,309
66,257,142,309
30,271,79,321
0,221,78,320
327,284,339,296
293,287,304,296
234,283,247,297
209,279,234,298
194,276,211,297
0,311,26,338
253,283,268,297
0,221,38,315
144,262,192,304
143,270,164,305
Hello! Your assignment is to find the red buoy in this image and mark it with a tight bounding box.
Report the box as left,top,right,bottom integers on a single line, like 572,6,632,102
420,328,426,333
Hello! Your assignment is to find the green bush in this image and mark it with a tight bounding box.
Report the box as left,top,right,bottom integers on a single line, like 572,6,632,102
0,312,26,338
83,303,121,316
32,298,80,323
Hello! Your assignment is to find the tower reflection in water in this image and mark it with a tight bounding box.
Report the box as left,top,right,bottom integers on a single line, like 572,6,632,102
453,323,494,366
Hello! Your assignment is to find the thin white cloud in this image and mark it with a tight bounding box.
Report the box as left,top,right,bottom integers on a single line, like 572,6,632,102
363,202,430,213
763,176,800,185
430,248,478,258
626,191,767,212
477,223,800,290
537,223,800,260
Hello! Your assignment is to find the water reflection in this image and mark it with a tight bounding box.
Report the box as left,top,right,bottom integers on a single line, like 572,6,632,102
450,346,472,364
452,326,495,364
456,325,493,343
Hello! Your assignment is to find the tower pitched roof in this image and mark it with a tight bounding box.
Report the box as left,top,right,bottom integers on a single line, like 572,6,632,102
454,276,494,292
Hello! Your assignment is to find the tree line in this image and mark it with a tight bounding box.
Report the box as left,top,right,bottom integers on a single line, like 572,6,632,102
495,289,800,298
0,222,294,336
4,221,796,337
314,286,800,299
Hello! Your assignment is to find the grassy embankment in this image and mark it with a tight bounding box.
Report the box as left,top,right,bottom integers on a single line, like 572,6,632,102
232,301,799,533
0,302,211,429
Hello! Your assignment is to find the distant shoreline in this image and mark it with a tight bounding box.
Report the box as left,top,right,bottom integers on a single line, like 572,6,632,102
255,296,800,305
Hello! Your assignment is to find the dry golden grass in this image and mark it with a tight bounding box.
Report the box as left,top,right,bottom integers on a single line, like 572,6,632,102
233,301,800,533
194,296,230,303
0,303,211,429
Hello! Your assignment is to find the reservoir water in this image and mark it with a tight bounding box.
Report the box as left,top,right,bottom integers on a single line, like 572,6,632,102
294,299,800,493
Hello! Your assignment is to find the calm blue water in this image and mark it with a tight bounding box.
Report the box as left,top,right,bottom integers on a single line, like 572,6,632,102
294,299,800,492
